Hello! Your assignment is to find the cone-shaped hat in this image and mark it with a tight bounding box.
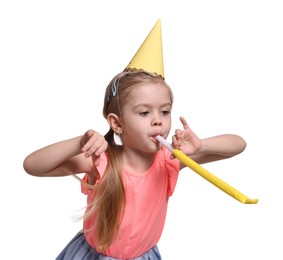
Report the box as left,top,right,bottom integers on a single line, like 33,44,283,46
125,19,164,78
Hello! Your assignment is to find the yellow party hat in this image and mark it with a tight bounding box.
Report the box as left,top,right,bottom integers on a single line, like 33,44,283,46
125,19,164,78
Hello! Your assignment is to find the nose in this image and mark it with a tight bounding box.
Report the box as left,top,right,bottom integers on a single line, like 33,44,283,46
152,114,162,126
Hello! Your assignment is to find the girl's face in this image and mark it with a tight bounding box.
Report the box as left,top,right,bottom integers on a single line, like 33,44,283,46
120,82,172,154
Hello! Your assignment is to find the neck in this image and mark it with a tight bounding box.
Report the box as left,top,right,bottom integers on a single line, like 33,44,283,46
122,148,156,174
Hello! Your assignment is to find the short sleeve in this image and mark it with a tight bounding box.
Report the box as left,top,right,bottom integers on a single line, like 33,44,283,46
162,148,180,196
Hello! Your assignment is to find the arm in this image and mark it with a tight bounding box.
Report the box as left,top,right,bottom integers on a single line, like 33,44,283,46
23,130,108,181
172,117,246,169
189,134,246,164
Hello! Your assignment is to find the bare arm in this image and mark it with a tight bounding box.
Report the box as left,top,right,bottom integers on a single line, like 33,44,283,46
172,117,246,169
189,134,246,165
23,136,86,177
23,130,108,179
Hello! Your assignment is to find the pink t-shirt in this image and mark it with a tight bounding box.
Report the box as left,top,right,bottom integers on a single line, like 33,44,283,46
81,147,179,259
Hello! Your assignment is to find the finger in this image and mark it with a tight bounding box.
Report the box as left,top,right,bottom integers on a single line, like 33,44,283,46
179,116,190,130
86,130,94,137
172,134,181,148
81,141,93,153
81,131,94,152
84,139,107,158
84,145,98,157
82,135,100,153
174,129,182,139
94,142,108,156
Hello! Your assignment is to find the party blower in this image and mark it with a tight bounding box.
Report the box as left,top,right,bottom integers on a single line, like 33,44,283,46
156,135,258,204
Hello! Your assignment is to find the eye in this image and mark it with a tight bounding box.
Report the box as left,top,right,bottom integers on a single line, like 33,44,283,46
139,111,149,117
161,110,170,116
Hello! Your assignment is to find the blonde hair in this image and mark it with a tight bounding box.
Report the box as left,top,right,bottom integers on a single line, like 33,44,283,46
85,69,173,251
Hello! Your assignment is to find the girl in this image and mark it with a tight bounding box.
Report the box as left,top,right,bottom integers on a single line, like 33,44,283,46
23,69,246,260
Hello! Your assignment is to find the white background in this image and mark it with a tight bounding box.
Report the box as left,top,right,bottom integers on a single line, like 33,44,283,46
1,1,282,259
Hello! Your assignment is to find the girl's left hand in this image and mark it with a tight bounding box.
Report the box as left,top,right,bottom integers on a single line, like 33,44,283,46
172,116,201,156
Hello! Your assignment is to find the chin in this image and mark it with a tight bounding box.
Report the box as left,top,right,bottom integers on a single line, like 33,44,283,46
150,144,162,153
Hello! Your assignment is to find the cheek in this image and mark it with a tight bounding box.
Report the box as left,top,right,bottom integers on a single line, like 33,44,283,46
122,123,145,144
123,117,149,137
127,120,146,132
161,117,172,135
123,111,145,125
163,114,171,125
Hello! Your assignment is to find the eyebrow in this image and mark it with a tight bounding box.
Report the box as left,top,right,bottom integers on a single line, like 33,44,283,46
133,102,172,109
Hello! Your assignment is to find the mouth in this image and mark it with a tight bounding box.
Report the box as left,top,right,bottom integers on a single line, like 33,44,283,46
152,134,162,143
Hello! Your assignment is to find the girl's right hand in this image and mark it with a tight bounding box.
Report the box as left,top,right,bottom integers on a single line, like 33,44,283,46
81,130,108,166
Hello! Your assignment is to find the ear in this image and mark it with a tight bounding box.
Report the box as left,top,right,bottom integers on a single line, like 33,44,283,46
107,113,123,134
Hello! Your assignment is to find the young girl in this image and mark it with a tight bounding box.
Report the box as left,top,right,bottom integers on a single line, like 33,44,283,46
23,69,246,260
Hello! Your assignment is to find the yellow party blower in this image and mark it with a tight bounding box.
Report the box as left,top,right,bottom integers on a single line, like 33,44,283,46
156,135,258,204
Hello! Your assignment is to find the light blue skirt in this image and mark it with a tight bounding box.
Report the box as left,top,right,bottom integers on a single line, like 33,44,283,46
56,230,162,260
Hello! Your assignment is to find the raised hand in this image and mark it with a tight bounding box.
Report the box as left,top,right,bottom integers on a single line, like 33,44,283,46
171,116,201,156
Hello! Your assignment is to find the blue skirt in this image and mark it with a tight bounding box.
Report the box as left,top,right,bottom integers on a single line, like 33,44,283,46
56,230,162,260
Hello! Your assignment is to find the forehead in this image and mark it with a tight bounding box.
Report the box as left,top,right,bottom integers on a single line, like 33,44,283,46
126,82,172,107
